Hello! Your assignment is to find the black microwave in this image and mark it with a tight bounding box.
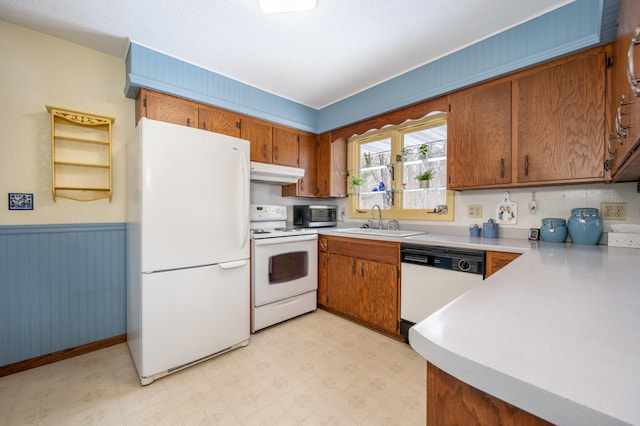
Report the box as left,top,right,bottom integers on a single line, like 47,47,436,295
293,205,337,228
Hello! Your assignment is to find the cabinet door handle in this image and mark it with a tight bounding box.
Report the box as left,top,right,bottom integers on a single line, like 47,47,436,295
264,145,269,160
627,26,640,97
360,262,364,278
319,239,327,251
274,146,279,160
300,179,304,191
352,260,356,275
202,121,207,130
499,158,505,178
187,118,191,127
616,95,633,139
524,155,529,177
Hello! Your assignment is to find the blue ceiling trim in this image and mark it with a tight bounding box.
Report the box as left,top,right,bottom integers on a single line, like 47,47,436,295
599,0,620,43
317,0,611,132
124,43,318,132
125,0,616,135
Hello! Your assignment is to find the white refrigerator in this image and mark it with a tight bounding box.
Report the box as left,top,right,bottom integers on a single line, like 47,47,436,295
127,118,250,385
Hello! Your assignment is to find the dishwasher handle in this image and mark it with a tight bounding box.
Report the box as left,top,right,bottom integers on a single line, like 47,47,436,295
403,254,431,264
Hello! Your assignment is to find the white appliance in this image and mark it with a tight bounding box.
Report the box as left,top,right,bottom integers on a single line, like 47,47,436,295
127,118,251,385
250,205,318,332
250,161,305,184
400,244,485,341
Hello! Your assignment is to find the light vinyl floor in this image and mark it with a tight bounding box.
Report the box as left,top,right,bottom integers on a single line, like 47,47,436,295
0,310,426,425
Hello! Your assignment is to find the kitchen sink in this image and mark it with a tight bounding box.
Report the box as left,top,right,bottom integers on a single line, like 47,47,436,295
332,228,426,237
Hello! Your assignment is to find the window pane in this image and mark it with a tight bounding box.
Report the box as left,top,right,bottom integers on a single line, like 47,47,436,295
358,137,393,210
401,124,447,210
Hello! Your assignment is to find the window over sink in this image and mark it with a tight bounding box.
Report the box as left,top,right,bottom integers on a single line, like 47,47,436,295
348,112,453,221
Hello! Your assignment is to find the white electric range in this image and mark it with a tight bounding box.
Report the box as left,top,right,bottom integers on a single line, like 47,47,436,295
249,205,318,332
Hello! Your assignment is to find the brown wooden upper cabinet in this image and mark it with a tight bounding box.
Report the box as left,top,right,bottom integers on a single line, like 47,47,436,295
198,107,241,138
282,131,344,197
136,89,198,128
281,130,318,197
447,46,607,190
271,127,299,167
609,0,640,181
135,89,335,197
516,50,606,183
316,133,347,197
295,132,317,196
448,80,512,188
243,118,273,163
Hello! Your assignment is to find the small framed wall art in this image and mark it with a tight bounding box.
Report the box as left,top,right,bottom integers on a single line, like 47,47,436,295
8,193,34,210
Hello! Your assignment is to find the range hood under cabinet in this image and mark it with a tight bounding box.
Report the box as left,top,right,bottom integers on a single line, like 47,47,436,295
250,161,305,185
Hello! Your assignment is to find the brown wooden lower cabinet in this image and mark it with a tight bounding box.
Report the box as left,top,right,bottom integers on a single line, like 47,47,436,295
427,362,552,426
485,251,521,278
322,236,400,337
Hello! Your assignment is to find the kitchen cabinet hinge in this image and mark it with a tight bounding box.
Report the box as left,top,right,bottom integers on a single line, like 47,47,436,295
605,56,614,69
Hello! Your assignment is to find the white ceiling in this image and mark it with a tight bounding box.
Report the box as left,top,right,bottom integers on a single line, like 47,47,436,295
0,0,573,109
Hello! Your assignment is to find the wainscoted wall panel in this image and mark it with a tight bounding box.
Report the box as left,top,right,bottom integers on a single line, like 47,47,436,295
0,223,125,367
124,0,617,134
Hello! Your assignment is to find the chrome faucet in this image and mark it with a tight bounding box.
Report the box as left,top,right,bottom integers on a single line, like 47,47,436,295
371,204,382,229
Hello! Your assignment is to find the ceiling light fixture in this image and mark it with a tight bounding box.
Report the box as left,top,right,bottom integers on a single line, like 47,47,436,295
259,0,317,14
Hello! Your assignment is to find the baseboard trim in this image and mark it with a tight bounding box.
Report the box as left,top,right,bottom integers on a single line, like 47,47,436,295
0,334,127,377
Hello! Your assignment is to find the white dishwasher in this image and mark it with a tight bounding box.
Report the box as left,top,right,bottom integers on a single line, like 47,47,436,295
400,244,485,341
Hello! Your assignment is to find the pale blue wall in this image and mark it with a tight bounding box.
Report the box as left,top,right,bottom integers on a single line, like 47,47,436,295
125,0,618,133
0,224,126,367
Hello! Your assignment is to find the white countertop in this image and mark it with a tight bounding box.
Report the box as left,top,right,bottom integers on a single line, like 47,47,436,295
320,229,640,425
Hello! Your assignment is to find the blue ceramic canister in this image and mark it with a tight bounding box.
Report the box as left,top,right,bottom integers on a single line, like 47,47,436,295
483,218,499,238
540,218,567,243
567,208,603,245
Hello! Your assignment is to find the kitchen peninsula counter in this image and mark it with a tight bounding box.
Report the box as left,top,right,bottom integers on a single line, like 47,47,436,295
319,229,640,425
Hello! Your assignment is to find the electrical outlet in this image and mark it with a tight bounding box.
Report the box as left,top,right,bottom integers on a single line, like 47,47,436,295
601,202,627,220
467,204,482,218
341,207,346,216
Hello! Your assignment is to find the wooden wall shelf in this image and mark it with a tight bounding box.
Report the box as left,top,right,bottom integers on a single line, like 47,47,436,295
46,105,115,202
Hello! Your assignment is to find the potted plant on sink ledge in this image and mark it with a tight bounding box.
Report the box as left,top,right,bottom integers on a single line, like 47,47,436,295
415,169,434,188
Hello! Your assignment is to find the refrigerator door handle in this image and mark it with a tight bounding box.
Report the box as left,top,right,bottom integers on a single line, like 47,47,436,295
218,259,248,270
239,148,249,249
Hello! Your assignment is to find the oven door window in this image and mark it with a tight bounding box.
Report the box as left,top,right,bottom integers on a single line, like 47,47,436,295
269,251,308,284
